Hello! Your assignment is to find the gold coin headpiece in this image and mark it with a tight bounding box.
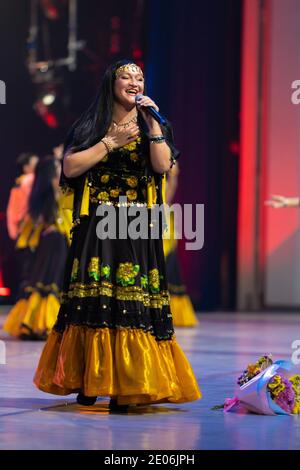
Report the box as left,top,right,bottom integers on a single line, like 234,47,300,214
115,63,144,78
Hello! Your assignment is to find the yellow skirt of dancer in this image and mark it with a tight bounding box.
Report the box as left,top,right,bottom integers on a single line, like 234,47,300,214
34,325,201,405
4,202,71,339
3,292,60,338
169,293,198,327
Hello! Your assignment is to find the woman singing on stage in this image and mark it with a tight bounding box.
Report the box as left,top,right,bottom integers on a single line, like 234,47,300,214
34,60,201,412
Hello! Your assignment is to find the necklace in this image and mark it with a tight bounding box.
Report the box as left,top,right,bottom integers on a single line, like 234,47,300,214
112,115,138,129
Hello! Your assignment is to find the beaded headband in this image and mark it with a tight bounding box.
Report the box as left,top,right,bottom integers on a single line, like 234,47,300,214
115,63,144,78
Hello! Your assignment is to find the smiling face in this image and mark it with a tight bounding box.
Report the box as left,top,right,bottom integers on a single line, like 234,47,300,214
113,65,144,108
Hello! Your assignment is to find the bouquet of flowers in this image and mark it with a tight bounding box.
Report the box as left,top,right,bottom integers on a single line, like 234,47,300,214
221,355,300,415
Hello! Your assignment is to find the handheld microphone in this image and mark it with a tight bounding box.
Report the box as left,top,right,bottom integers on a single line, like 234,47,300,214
135,94,167,126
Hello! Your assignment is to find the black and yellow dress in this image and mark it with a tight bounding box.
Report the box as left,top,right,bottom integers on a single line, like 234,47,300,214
3,198,71,339
34,134,201,405
163,214,198,327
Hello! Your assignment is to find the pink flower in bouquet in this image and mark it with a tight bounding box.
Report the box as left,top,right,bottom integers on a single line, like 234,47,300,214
267,375,295,414
223,396,240,411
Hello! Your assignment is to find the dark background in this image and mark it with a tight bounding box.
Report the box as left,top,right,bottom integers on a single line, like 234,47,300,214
0,0,242,310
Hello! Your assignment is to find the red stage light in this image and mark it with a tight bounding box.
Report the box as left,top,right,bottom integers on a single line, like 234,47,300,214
132,48,142,60
41,0,67,21
229,140,240,155
111,17,121,30
0,270,10,297
34,95,60,128
44,111,58,128
0,287,10,297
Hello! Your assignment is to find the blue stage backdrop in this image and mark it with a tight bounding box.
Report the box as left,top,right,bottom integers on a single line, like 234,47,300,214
146,0,242,310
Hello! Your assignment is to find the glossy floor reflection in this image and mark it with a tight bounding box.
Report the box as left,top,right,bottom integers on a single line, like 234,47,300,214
0,307,300,450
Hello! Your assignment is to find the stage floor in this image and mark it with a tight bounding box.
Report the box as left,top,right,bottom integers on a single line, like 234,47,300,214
0,307,299,450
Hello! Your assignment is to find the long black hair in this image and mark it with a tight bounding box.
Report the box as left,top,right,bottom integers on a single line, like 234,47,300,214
29,156,58,225
63,59,147,155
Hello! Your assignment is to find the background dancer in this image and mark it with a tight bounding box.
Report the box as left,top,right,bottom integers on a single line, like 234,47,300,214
164,164,198,327
4,156,71,340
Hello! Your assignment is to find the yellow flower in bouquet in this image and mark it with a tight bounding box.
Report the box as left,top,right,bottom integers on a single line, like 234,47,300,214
290,374,300,412
238,354,273,386
267,375,285,397
247,364,261,376
292,401,300,414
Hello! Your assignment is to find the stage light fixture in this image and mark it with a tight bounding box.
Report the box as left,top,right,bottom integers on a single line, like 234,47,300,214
42,91,56,106
40,0,67,21
33,75,71,129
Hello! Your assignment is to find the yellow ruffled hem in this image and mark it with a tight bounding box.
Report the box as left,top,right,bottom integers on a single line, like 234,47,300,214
34,325,201,405
3,292,60,337
170,295,198,327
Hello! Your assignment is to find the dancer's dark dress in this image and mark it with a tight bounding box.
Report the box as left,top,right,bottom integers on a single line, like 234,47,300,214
165,242,198,327
4,202,70,339
34,134,201,405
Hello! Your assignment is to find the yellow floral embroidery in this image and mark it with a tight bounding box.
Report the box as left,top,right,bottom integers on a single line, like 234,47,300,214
126,176,138,188
149,268,160,293
88,257,100,281
122,137,141,152
70,258,79,282
122,142,137,151
126,189,137,201
101,174,110,183
141,274,148,290
101,265,111,279
102,155,108,162
130,152,139,162
97,191,110,202
116,262,140,287
62,282,170,309
110,188,120,198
